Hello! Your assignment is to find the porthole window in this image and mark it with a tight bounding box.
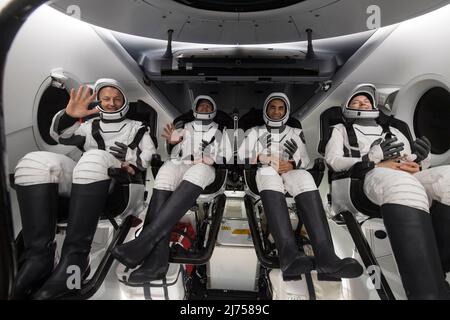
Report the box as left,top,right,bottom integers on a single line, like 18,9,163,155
414,87,450,155
36,86,70,145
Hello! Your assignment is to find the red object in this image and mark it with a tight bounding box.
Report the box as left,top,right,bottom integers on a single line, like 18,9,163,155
170,222,196,275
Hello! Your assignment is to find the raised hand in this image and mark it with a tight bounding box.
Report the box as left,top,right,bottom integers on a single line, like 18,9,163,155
65,86,99,118
365,137,404,164
161,123,183,145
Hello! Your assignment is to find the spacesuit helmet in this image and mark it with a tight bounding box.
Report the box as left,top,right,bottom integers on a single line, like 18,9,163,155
263,92,290,128
343,84,379,119
192,95,217,121
94,78,129,121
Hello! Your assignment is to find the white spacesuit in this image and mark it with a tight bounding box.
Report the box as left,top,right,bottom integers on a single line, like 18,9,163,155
238,92,362,281
12,79,156,300
325,84,450,299
112,95,232,283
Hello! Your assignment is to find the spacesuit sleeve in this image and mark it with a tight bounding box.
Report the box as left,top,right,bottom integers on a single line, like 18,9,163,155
325,126,362,172
291,129,310,169
49,109,86,147
237,128,258,165
125,124,157,171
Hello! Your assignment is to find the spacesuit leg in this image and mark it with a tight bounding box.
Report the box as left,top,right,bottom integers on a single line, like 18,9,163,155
415,165,450,273
127,161,185,284
283,169,363,278
256,166,313,280
112,163,214,269
34,150,118,299
12,151,76,299
364,167,449,299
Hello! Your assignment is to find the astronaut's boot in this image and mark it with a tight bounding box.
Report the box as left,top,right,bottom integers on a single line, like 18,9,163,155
294,190,363,278
128,189,173,284
112,180,202,269
11,184,58,299
382,203,450,300
431,201,450,274
260,190,314,281
33,180,110,300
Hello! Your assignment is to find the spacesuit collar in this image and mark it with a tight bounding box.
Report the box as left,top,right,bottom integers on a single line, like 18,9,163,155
101,117,126,124
265,124,286,133
353,118,378,127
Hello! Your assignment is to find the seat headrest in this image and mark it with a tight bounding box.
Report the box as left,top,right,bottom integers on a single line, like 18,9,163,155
127,100,158,148
238,108,302,132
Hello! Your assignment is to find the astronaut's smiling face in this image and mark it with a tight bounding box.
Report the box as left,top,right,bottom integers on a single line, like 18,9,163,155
348,95,373,111
266,99,286,120
196,99,214,113
98,87,125,112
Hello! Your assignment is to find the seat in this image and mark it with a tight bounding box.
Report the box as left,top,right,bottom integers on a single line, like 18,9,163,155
12,99,159,300
318,106,415,300
238,108,325,269
150,109,232,265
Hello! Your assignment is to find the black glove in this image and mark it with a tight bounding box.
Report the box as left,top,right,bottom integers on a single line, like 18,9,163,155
364,137,404,164
412,136,431,163
110,141,128,161
201,136,216,152
258,132,272,150
283,139,298,159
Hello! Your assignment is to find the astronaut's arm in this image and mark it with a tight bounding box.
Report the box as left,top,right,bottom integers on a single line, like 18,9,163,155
49,109,86,146
237,128,259,166
325,127,363,172
125,129,156,171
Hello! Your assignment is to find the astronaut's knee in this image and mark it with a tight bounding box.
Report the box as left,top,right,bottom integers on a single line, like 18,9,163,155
283,170,317,197
381,172,430,212
73,150,115,184
14,151,65,186
256,169,284,194
154,162,180,191
183,163,215,189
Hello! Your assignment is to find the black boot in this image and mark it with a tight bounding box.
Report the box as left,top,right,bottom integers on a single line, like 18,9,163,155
294,190,363,278
260,190,313,281
431,201,450,273
112,180,203,269
11,184,58,299
127,189,173,284
382,203,450,300
33,180,111,300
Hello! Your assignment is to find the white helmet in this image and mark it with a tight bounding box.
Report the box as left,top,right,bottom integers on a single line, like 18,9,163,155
342,84,379,119
263,92,290,128
94,78,129,121
192,95,217,120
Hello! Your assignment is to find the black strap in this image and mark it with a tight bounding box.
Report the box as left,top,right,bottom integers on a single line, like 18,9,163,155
91,119,105,150
377,117,393,138
344,121,361,157
128,126,149,150
305,273,316,300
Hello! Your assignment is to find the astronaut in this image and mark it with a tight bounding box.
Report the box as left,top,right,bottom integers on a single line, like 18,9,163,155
13,79,156,299
325,84,450,299
111,95,232,281
238,92,362,281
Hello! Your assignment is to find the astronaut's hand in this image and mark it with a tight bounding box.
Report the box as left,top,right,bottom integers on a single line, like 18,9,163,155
283,139,298,159
110,142,128,161
365,137,404,164
411,136,431,163
278,160,294,174
65,86,99,119
376,159,402,170
399,160,420,174
258,153,272,165
121,162,136,176
162,123,183,145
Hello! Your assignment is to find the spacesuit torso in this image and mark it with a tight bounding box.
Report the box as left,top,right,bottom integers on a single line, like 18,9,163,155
50,109,156,170
239,125,310,169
